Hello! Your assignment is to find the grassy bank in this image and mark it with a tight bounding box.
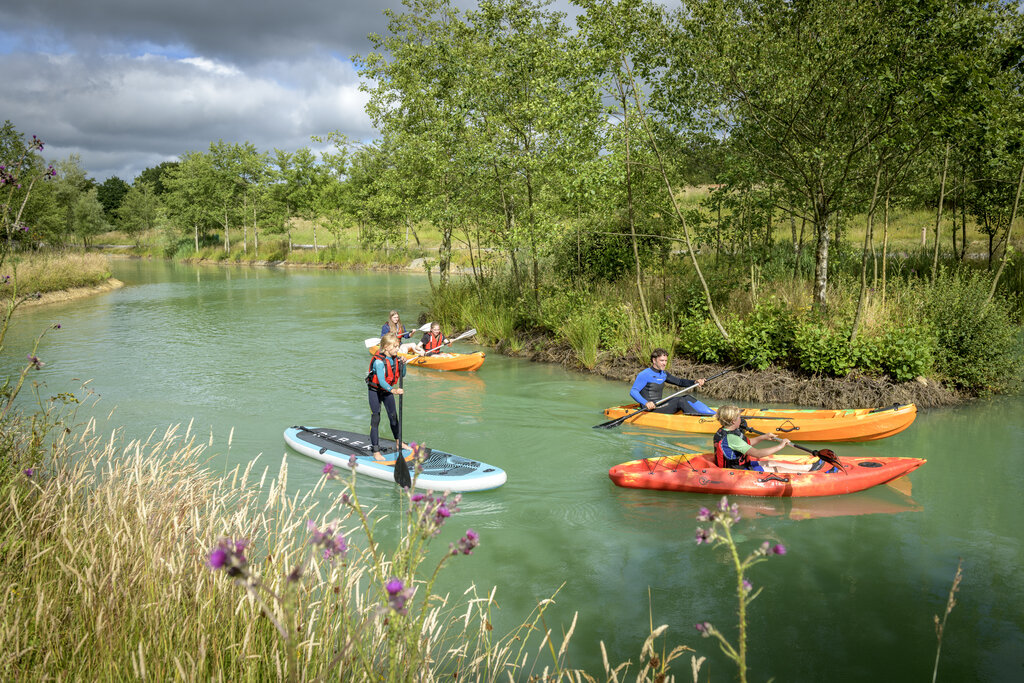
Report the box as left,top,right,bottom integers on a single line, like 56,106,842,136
0,406,691,681
1,252,112,300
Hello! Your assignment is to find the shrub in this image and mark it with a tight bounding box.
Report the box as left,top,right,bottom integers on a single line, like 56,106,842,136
725,299,794,370
792,318,854,377
920,270,1024,393
677,310,730,363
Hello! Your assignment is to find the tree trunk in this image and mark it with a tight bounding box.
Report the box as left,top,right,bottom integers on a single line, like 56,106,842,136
812,204,830,309
850,165,883,342
619,83,652,330
931,142,949,283
987,161,1024,305
881,191,890,309
224,207,230,253
194,224,199,252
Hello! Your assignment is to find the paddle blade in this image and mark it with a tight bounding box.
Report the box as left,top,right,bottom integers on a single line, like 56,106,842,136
394,448,412,488
364,337,381,348
814,448,845,472
417,322,433,332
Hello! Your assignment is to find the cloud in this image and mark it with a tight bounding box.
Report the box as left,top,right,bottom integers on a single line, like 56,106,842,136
0,0,584,181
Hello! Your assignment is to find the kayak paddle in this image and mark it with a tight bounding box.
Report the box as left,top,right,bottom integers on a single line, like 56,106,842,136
364,322,434,348
422,328,477,356
593,365,739,429
741,421,845,472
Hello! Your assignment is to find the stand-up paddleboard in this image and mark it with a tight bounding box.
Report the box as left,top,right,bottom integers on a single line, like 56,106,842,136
283,426,507,492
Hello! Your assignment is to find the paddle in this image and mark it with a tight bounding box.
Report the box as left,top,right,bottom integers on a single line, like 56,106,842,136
593,366,739,429
364,322,433,348
741,421,845,472
393,364,412,488
422,328,477,356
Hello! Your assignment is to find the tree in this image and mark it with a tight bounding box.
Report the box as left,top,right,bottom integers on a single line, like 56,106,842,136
116,181,161,247
134,161,179,196
52,154,93,246
96,176,129,219
164,151,221,251
676,0,1001,308
358,0,475,287
72,188,108,247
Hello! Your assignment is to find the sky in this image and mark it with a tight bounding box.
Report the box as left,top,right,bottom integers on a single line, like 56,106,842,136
0,0,581,183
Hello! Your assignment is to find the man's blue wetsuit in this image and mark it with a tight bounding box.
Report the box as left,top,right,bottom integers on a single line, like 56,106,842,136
630,367,714,415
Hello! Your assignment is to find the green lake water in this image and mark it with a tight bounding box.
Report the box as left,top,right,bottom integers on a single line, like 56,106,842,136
3,258,1022,681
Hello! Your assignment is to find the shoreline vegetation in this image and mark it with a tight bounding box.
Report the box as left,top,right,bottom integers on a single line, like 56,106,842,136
29,248,985,409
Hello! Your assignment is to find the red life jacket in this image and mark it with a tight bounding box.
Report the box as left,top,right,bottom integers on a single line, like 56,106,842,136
713,428,751,469
423,331,445,353
366,352,400,390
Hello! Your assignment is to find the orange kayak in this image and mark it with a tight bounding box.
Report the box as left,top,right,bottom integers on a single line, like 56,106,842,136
368,346,485,372
608,453,925,497
600,403,916,442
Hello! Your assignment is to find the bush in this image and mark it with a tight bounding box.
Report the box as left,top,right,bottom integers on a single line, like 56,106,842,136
677,310,730,363
921,270,1024,392
792,318,854,377
854,325,936,382
725,299,794,370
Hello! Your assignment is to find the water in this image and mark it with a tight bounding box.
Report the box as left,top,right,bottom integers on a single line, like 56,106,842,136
3,258,1022,681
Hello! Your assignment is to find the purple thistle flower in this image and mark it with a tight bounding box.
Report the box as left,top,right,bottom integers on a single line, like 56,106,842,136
697,506,712,521
23,468,34,478
322,463,334,476
695,527,711,544
208,547,228,569
385,578,414,615
695,621,712,636
742,579,752,593
348,453,358,468
411,492,426,502
454,528,479,555
27,354,44,370
52,323,61,329
307,521,347,562
772,544,787,556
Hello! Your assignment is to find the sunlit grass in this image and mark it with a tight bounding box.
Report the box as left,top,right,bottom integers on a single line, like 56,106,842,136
0,252,111,299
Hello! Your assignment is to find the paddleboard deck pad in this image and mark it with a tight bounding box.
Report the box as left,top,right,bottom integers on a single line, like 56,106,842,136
284,426,506,492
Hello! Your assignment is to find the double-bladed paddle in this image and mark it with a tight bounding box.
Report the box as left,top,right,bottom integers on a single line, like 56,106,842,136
421,328,477,356
593,366,739,429
364,322,433,348
741,421,845,472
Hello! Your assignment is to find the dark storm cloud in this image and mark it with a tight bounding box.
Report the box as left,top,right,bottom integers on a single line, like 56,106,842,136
0,0,584,181
0,0,384,65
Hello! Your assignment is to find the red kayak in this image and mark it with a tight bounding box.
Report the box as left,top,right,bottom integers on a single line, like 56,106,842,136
608,453,925,497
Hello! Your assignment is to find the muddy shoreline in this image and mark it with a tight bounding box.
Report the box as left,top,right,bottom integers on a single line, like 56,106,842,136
498,335,963,410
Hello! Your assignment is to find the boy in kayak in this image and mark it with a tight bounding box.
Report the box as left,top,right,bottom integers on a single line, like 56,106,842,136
630,348,713,415
366,333,407,462
713,405,830,473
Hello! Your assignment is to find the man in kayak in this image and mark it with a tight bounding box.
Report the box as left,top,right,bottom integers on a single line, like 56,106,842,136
630,348,713,415
366,333,407,462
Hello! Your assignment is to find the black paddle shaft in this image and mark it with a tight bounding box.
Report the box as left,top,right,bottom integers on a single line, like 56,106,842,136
741,421,844,471
593,365,738,430
393,362,412,488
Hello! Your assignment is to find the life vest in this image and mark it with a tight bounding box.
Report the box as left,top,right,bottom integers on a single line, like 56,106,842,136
366,352,400,390
423,331,445,353
385,322,407,337
713,427,750,469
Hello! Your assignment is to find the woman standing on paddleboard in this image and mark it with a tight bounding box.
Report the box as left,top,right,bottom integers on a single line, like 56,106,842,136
366,333,406,461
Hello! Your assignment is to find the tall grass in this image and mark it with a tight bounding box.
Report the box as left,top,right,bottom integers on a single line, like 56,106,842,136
0,405,699,681
0,252,111,299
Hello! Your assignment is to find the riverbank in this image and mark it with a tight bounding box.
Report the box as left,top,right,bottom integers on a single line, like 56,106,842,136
14,278,124,310
497,334,962,409
96,251,980,408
